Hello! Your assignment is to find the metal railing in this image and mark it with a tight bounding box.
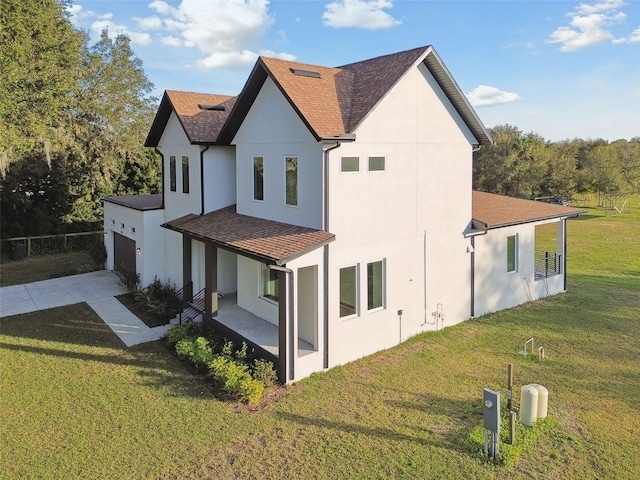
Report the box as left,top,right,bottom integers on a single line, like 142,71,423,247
534,251,561,279
178,285,206,324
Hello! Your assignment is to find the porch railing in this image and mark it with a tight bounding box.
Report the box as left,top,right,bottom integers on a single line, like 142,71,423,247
534,251,561,279
178,286,206,324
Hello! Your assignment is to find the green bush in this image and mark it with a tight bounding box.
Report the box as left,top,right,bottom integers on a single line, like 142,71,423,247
252,358,277,387
88,240,107,267
134,277,183,323
175,337,214,369
207,355,264,403
165,319,200,347
115,263,139,292
239,377,265,404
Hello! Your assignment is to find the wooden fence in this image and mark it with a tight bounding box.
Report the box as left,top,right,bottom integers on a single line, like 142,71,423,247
1,231,105,258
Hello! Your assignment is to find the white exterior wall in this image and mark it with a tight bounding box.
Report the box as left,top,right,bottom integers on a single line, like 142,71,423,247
103,202,164,288
203,146,236,214
233,77,323,229
325,60,477,368
236,256,279,325
190,241,238,295
473,220,566,316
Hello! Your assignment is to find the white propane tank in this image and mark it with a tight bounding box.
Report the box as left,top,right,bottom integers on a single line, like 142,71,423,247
520,384,538,427
530,384,548,419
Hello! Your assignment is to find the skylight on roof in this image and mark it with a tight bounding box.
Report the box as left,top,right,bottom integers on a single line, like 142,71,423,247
289,68,321,79
198,104,225,111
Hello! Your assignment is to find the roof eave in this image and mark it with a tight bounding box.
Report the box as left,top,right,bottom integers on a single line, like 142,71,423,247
473,209,587,230
423,48,494,146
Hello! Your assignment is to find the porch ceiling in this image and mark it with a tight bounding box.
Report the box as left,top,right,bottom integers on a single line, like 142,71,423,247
162,205,334,265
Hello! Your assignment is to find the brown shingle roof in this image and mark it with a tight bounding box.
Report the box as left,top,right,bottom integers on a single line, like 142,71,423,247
218,46,493,145
145,90,236,146
162,206,335,265
472,191,586,229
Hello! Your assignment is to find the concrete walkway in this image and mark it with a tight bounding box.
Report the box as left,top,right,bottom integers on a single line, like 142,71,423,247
0,271,170,347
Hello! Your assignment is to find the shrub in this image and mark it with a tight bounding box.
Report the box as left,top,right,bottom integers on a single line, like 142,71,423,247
165,319,200,347
252,358,277,387
115,263,139,292
238,377,265,404
175,337,214,369
88,240,107,268
134,277,183,323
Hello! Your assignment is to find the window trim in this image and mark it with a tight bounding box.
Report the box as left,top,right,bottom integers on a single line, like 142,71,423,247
285,156,298,207
253,156,264,201
507,234,518,273
340,156,359,173
182,155,190,194
339,264,359,319
368,156,386,172
367,259,386,312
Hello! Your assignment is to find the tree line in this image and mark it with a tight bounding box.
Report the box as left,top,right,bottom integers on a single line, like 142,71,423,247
473,125,640,205
1,0,159,238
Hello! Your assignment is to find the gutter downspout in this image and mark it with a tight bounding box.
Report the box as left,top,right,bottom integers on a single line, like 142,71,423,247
200,145,210,215
467,224,488,318
322,141,342,370
155,147,165,209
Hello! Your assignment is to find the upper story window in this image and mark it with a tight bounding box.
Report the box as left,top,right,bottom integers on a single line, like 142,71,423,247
341,156,359,172
285,156,298,206
507,234,518,273
182,156,189,194
169,156,176,192
368,156,385,172
253,156,264,201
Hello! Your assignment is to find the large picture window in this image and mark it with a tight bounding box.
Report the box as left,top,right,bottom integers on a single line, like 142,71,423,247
367,260,385,310
261,264,279,301
169,156,176,192
285,156,298,206
182,156,189,194
507,234,518,272
253,156,264,201
339,265,358,318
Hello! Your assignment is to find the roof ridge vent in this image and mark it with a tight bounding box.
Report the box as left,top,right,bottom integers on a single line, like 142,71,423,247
198,104,225,111
289,67,321,78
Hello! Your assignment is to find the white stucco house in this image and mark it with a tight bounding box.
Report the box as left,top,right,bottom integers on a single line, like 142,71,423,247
104,46,584,382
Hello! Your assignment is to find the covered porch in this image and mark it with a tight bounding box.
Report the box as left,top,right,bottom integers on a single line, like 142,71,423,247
162,205,334,383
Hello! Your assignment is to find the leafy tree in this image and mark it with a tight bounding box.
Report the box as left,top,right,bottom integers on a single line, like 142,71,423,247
0,0,83,165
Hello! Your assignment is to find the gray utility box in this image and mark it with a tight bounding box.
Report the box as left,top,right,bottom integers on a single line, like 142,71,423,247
483,388,501,434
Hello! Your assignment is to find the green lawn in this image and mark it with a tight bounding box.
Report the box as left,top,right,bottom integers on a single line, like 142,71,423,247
0,251,100,287
1,198,638,479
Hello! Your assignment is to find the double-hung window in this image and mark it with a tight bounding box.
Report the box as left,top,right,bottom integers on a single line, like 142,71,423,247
285,156,298,206
367,260,385,310
339,265,358,318
182,156,189,193
507,234,518,273
253,156,264,201
169,156,176,192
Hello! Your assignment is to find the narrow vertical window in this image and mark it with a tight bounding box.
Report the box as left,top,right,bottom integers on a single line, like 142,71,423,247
253,156,264,201
169,156,176,192
367,260,384,310
339,265,358,318
285,156,298,206
368,156,385,171
507,234,517,272
182,156,189,193
261,264,279,301
341,156,359,172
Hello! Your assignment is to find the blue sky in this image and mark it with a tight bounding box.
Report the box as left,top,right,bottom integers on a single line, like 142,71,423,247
68,0,640,142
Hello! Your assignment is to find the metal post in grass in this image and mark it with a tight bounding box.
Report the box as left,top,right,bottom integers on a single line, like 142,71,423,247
483,388,500,460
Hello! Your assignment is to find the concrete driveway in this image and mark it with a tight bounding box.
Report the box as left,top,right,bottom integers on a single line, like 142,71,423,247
0,271,169,346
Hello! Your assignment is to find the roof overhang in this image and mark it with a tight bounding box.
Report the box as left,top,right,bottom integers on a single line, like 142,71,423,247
162,206,335,266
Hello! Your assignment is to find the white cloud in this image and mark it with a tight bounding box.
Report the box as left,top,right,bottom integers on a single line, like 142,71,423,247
466,85,522,108
547,0,636,51
148,0,292,68
197,49,295,69
322,0,401,30
630,27,640,42
67,4,112,26
135,16,163,31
